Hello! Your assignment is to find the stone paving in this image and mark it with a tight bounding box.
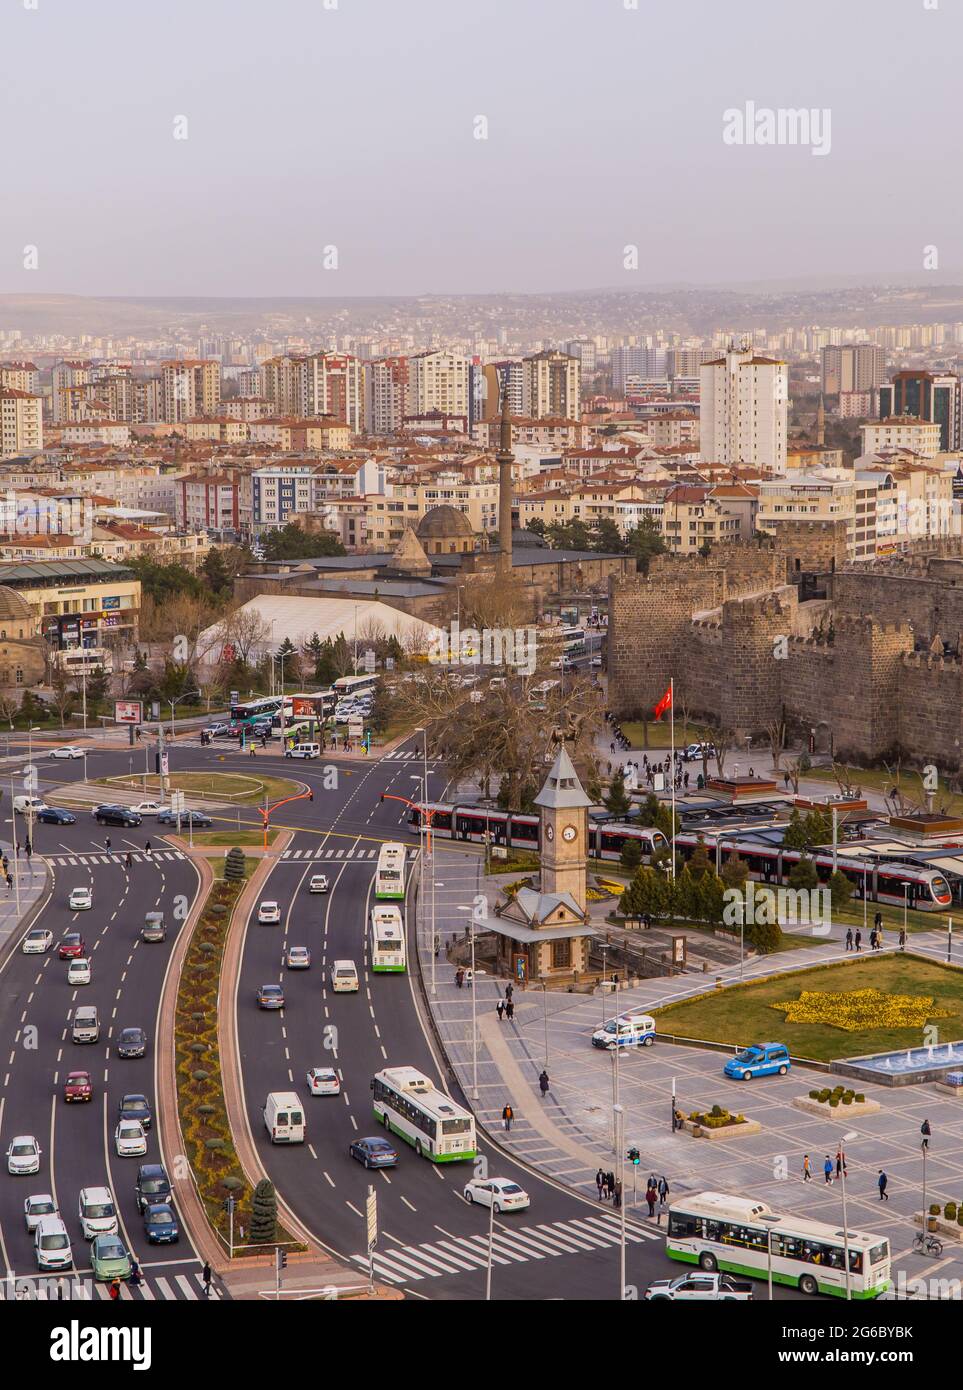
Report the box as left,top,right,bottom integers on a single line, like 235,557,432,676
418,842,963,1294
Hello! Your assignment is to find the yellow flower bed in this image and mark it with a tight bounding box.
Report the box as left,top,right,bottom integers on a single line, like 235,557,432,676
770,987,950,1033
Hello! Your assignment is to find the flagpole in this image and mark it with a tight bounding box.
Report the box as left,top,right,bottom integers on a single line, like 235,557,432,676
669,677,676,880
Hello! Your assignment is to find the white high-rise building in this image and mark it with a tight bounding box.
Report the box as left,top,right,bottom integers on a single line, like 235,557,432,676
699,343,788,474
364,357,409,435
522,350,581,421
408,349,470,419
0,390,43,456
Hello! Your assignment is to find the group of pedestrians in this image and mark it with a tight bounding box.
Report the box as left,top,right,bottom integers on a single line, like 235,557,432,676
107,1261,214,1300
801,1121,933,1202
844,917,903,953
594,1167,622,1207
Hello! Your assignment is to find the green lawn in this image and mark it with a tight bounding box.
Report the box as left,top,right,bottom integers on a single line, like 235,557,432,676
618,720,713,751
189,829,281,848
805,763,963,817
97,770,302,804
654,954,963,1062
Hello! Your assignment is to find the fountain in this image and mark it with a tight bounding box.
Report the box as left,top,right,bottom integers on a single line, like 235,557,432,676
834,1039,963,1088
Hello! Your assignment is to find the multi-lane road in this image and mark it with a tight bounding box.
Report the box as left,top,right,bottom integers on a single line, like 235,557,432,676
0,730,704,1302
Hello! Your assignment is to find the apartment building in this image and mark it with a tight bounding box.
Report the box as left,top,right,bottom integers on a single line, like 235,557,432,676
521,350,581,421
52,361,93,423
176,474,241,533
62,421,131,447
0,362,40,395
161,360,221,423
408,350,470,420
660,485,742,555
259,352,363,430
365,357,410,434
861,416,942,459
699,344,788,474
756,469,887,561
0,389,44,456
821,344,886,396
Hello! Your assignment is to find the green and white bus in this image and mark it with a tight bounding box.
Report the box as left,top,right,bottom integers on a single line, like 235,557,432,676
375,841,406,900
371,1066,476,1162
370,905,406,972
666,1191,891,1299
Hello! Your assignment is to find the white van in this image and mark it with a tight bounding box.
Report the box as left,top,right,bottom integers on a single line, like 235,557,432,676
71,1006,100,1044
330,959,359,993
263,1091,306,1143
13,795,47,815
591,1011,657,1050
284,743,320,760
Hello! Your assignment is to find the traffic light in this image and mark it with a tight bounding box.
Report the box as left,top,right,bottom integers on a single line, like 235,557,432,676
627,1147,640,1166
278,1250,287,1270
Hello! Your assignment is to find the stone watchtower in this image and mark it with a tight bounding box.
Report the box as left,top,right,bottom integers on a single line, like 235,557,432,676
534,745,591,905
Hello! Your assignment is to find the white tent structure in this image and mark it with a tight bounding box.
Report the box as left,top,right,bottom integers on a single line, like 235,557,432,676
197,595,440,671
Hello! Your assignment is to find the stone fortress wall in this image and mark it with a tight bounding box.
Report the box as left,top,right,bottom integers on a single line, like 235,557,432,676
607,528,963,772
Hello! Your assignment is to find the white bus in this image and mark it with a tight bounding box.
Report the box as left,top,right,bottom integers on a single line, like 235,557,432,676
53,646,113,677
370,905,406,972
375,841,406,900
528,679,560,710
666,1191,891,1299
333,673,378,698
371,1066,476,1162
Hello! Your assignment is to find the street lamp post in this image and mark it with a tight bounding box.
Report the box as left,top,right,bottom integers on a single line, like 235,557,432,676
485,1188,495,1302
839,1130,858,1301
535,982,549,1069
614,1103,626,1299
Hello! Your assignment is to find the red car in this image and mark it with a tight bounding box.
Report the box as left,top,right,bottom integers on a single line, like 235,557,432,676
63,1070,92,1103
58,932,86,960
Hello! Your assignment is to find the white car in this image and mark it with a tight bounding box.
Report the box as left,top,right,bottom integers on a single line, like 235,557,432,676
114,1120,148,1157
257,901,281,925
130,801,168,817
7,1135,42,1175
34,1215,73,1271
305,1067,341,1096
78,1186,118,1239
308,875,329,894
590,656,603,669
69,887,92,912
67,958,91,986
463,1177,530,1213
22,928,53,954
51,746,84,760
13,795,48,815
24,1193,58,1232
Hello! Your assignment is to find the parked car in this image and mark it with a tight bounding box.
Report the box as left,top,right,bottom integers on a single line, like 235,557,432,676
308,874,329,894
305,1067,340,1096
22,927,52,954
68,887,92,912
24,1193,57,1232
463,1177,530,1213
50,746,83,760
349,1137,398,1169
257,984,285,1010
285,946,311,970
724,1042,792,1080
684,742,717,762
7,1135,42,1175
67,958,91,986
58,932,86,960
91,804,142,827
257,900,281,925
116,1027,147,1059
143,1202,180,1244
63,1070,93,1103
90,1233,131,1283
114,1121,148,1157
78,1187,118,1239
134,1164,171,1213
117,1093,152,1130
36,806,76,825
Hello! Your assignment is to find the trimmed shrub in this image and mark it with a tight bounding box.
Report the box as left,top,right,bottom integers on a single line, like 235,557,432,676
930,1204,941,1216
829,1096,840,1107
854,1093,865,1103
224,846,247,882
250,1179,278,1244
809,1090,820,1100
944,1202,957,1220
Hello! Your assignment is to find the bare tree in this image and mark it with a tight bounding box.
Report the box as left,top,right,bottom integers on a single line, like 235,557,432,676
831,760,863,801
49,669,74,728
765,719,786,771
784,756,805,794
712,728,734,779
0,694,17,728
205,606,270,668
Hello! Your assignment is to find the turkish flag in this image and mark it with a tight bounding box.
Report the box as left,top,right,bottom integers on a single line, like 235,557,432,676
653,685,672,720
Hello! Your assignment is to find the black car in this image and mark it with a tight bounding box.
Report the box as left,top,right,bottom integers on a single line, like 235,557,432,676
156,809,213,828
36,806,77,825
116,1027,147,1059
92,804,142,828
134,1163,171,1213
118,1093,152,1130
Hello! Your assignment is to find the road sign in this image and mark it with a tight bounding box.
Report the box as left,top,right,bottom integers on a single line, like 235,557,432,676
170,791,186,814
366,1186,378,1248
348,718,363,739
362,648,376,674
114,700,142,725
151,701,160,720
229,690,239,707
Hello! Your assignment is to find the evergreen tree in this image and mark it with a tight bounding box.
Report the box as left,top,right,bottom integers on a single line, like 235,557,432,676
620,837,642,872
828,869,853,912
697,869,726,925
249,1178,278,1244
688,837,712,880
788,855,819,891
623,515,667,575
747,917,783,955
604,769,631,820
782,809,808,850
720,852,750,892
672,866,699,920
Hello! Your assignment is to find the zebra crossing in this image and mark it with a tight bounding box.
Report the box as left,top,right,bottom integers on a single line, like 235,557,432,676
279,845,417,862
22,1270,221,1301
350,1211,660,1284
42,850,187,867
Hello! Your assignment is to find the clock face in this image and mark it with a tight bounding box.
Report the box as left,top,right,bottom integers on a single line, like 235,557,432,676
562,825,577,843
545,824,554,841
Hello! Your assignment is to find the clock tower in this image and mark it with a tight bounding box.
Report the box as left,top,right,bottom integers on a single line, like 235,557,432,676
534,745,591,907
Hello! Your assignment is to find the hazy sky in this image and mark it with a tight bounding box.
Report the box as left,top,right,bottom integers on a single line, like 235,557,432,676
3,0,960,297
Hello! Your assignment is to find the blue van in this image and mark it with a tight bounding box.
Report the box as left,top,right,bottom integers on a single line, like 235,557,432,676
724,1043,791,1080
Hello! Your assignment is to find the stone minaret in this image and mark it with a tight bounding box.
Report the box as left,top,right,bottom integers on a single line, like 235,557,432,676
496,382,514,573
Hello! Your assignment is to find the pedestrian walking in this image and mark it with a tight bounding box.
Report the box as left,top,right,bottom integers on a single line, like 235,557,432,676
613,1178,623,1210
596,1168,605,1200
496,1000,505,1022
129,1260,142,1288
657,1194,668,1224
921,1119,931,1149
538,1068,550,1096
104,836,111,854
869,928,877,951
502,1104,514,1132
601,1171,610,1199
455,967,464,989
4,873,10,893
505,999,514,1021
15,840,20,857
249,743,257,757
836,1149,847,1180
802,1153,812,1182
505,983,514,1002
606,1171,616,1202
108,1278,121,1301
899,927,907,950
854,929,862,952
202,1262,212,1297
645,1181,657,1217
657,1174,669,1201
845,928,853,952
878,1170,889,1201
24,839,31,860
125,851,132,868
874,911,883,933
823,1155,833,1184
144,840,152,856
